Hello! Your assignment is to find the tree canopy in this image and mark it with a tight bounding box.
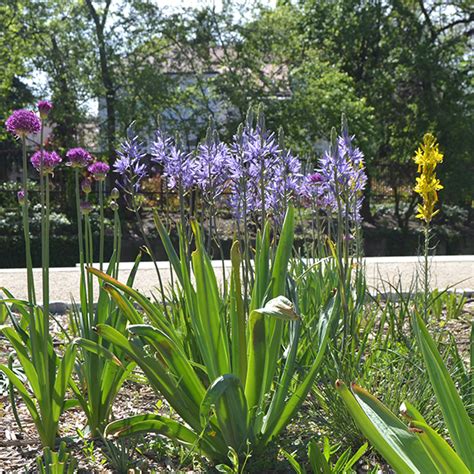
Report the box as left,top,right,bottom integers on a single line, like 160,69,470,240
1,0,472,216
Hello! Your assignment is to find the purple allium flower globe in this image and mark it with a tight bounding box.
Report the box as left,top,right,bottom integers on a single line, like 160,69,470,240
88,161,110,181
5,110,41,137
30,150,62,174
66,148,93,168
37,101,53,119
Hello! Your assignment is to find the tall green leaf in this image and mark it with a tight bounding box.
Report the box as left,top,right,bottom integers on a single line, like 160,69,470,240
412,312,474,470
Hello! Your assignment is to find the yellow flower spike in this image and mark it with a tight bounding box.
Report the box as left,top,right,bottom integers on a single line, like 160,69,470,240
413,133,443,224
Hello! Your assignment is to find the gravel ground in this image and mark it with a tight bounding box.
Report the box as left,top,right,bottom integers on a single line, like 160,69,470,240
0,300,472,473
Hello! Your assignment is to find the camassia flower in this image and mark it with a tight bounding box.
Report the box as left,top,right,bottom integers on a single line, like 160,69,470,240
413,133,443,223
151,129,194,190
115,130,148,193
316,129,367,222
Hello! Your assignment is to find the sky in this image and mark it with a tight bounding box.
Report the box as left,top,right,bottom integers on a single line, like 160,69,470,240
153,0,275,14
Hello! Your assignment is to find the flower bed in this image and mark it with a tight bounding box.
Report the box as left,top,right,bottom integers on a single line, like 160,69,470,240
0,103,472,472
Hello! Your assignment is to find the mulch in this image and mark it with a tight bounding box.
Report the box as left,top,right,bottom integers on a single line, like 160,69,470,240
0,300,472,473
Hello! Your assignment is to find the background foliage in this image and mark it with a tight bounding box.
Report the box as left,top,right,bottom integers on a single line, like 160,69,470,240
0,0,472,229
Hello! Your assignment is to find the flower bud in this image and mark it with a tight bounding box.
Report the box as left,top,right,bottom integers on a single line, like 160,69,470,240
81,178,92,194
110,187,120,200
80,201,92,215
38,100,53,120
110,200,119,212
17,189,26,205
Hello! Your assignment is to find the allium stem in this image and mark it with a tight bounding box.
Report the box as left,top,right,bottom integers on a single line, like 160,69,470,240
44,173,51,326
74,170,85,270
21,135,35,304
85,208,94,320
40,123,46,313
99,180,105,271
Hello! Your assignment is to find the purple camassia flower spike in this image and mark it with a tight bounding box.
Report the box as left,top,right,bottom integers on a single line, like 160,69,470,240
317,129,367,222
194,134,231,202
88,161,110,181
30,150,62,174
114,130,148,193
151,129,194,190
6,110,41,137
37,100,53,119
266,148,305,223
228,122,281,218
66,148,93,168
228,116,306,224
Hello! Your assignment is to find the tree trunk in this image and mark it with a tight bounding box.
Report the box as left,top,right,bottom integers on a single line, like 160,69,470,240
361,172,374,223
85,0,116,158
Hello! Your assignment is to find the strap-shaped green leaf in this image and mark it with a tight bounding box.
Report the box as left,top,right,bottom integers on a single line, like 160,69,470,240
96,324,201,429
200,374,248,452
88,267,174,338
153,211,183,286
52,344,77,423
264,295,337,442
1,326,41,398
229,241,247,384
73,338,123,367
337,381,437,473
412,312,474,470
105,413,224,461
0,364,40,427
410,420,470,474
106,413,197,443
308,440,331,474
128,324,206,406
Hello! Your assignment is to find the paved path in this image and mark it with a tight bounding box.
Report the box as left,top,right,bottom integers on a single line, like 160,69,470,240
0,256,472,306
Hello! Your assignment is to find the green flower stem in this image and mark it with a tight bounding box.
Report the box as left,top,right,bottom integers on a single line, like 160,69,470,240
85,211,94,323
133,208,167,304
113,207,121,279
21,135,35,304
74,170,85,271
423,223,430,320
39,123,46,312
44,173,50,325
99,180,105,271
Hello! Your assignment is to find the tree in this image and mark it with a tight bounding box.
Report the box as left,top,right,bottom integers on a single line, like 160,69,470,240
299,0,473,224
84,0,116,157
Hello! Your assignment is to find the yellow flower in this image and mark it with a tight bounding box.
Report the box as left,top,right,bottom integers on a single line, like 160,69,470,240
413,133,443,172
413,133,443,224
